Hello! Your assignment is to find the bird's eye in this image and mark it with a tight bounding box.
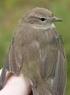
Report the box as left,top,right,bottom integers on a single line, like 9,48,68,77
40,18,46,21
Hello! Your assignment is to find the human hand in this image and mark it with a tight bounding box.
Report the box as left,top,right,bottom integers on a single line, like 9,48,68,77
0,70,32,95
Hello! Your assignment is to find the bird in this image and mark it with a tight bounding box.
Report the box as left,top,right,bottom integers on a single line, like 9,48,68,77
0,7,67,95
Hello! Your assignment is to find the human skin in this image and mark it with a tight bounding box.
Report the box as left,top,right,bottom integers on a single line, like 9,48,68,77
0,71,32,95
0,7,67,95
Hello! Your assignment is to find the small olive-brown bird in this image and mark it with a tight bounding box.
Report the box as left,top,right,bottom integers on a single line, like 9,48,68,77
0,7,66,95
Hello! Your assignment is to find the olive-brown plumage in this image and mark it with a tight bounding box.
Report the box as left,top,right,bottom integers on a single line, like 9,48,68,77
0,7,66,95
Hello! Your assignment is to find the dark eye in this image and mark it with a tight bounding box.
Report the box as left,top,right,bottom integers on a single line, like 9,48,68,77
40,18,46,21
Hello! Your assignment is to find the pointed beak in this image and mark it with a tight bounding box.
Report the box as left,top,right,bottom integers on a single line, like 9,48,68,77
52,16,62,22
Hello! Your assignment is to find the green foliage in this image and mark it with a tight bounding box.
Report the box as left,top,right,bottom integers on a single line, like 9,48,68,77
0,0,70,94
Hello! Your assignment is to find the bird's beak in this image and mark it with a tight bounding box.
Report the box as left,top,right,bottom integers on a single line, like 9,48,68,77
52,16,62,22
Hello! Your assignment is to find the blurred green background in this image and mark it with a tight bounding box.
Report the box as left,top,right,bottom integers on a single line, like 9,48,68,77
0,0,70,94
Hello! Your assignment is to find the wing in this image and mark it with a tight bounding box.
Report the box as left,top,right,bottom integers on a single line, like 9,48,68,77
39,28,67,95
0,25,24,89
52,34,67,95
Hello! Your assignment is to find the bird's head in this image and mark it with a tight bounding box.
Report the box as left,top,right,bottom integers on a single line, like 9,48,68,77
23,7,62,29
